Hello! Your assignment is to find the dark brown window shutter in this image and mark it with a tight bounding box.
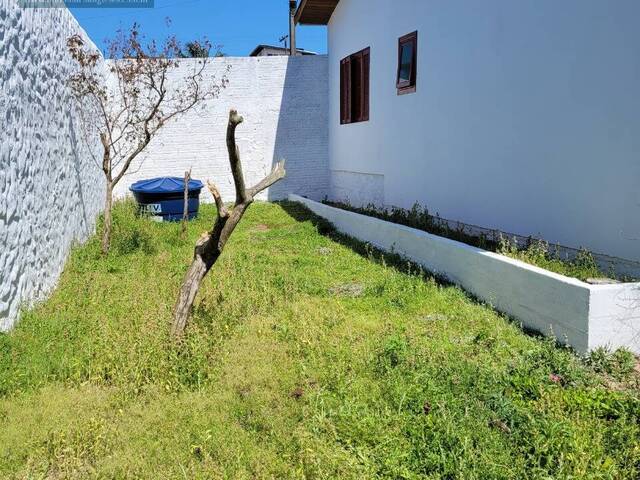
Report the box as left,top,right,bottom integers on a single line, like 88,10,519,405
341,57,352,124
351,52,363,122
340,47,369,124
362,48,370,121
340,60,345,123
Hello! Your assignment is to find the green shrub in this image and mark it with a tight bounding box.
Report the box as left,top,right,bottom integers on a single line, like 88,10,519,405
587,347,637,381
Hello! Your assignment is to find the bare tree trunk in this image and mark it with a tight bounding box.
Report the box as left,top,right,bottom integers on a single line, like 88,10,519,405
181,169,192,236
100,134,113,256
102,181,113,255
172,110,285,337
172,254,208,335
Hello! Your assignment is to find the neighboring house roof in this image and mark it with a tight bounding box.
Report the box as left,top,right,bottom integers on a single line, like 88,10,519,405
295,0,340,25
249,44,318,56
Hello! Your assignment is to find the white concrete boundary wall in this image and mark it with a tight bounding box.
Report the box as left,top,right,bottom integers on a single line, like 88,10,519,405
113,56,329,204
0,1,105,330
290,195,640,354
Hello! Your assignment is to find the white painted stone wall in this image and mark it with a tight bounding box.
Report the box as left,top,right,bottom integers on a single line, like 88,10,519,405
0,1,105,330
328,0,640,263
113,56,329,203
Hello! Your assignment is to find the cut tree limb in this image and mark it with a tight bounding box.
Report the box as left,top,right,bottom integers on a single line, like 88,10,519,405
226,110,247,205
247,160,285,198
172,110,286,337
181,168,192,235
207,180,229,218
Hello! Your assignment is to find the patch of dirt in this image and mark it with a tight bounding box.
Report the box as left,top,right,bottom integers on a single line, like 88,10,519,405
157,251,171,263
253,224,270,232
603,377,628,392
329,283,365,298
317,247,332,256
235,384,251,399
290,387,304,399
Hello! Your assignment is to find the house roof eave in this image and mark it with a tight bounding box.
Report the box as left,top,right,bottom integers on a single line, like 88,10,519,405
295,0,340,26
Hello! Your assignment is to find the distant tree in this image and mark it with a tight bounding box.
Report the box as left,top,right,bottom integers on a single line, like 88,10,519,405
181,40,226,58
67,24,228,254
184,41,209,58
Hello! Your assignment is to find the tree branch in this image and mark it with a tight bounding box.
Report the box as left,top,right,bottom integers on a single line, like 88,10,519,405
181,168,192,235
247,160,286,199
110,85,164,187
110,133,151,187
207,180,229,219
173,109,286,337
100,132,110,176
226,110,247,205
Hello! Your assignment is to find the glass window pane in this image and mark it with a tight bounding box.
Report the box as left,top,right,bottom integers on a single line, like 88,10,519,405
399,42,413,83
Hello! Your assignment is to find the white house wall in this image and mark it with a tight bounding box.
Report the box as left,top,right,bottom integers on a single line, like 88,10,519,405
327,0,640,262
113,56,329,203
0,0,105,330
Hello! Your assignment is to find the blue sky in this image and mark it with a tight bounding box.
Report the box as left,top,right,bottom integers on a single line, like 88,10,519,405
67,0,327,57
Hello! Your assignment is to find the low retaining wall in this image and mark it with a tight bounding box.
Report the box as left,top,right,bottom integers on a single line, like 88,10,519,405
290,195,640,354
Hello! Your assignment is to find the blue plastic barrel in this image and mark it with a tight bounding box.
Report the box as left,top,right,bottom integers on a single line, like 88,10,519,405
129,177,204,222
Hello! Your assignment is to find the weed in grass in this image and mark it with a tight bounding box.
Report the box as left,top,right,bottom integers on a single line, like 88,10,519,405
587,346,638,382
497,236,603,281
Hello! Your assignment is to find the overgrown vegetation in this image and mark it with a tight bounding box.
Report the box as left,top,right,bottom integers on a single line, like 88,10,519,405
325,201,630,282
0,200,638,479
496,236,604,280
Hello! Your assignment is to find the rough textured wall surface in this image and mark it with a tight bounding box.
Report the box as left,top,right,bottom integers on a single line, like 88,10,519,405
0,1,105,330
112,56,329,203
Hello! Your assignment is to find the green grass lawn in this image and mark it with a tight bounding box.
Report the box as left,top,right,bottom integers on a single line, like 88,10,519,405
0,200,638,479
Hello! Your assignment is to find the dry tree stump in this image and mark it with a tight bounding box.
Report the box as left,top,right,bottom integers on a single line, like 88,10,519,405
172,110,286,337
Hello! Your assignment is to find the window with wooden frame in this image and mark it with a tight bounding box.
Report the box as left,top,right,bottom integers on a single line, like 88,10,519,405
340,47,370,124
397,31,417,95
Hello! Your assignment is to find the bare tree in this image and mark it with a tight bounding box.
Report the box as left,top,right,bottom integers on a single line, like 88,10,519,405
172,110,286,337
67,24,227,254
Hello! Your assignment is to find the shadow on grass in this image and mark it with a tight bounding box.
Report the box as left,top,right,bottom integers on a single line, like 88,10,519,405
277,199,552,343
277,200,451,284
